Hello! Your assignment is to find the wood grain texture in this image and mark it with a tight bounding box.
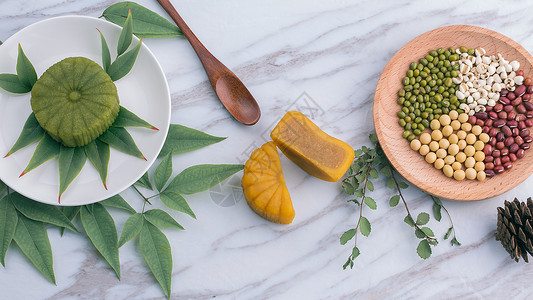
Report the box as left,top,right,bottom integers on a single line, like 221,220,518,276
157,0,261,125
373,25,533,201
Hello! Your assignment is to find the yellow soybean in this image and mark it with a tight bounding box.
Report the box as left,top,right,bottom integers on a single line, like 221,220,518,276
430,119,441,130
436,148,447,159
448,144,459,156
410,139,422,151
449,110,459,120
451,120,461,130
439,114,451,126
474,140,484,151
443,165,454,177
466,133,476,145
442,125,453,137
434,158,445,170
479,133,490,143
455,152,467,163
465,157,476,168
465,168,477,180
420,133,432,145
472,125,482,135
475,161,485,172
444,155,455,165
474,151,485,162
465,145,475,157
457,130,467,140
477,170,486,181
458,113,469,123
439,139,450,150
452,161,462,170
458,140,467,150
425,152,437,164
461,122,472,132
454,169,466,180
431,130,443,141
419,144,430,156
429,141,440,152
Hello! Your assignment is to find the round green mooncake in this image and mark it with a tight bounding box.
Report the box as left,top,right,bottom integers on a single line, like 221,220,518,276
31,57,120,147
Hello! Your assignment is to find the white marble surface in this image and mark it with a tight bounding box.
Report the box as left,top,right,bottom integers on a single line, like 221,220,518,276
2,0,533,298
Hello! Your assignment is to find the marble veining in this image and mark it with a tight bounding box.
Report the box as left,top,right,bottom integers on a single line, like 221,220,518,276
2,0,533,298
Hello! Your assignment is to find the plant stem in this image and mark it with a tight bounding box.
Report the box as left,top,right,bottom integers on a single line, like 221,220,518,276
351,160,373,255
132,185,152,213
388,165,437,243
442,204,457,240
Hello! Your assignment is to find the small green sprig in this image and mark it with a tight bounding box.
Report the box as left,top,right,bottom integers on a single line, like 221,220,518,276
340,133,460,269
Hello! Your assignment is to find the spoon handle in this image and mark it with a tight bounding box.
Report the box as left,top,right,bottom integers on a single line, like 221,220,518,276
157,0,224,83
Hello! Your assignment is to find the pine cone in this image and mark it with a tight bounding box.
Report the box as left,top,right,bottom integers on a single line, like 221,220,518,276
495,198,533,262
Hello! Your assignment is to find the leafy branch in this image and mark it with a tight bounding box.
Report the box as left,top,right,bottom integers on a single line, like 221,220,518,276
0,124,242,298
340,133,460,268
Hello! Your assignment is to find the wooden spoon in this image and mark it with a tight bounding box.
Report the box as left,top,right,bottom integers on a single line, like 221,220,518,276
157,0,261,125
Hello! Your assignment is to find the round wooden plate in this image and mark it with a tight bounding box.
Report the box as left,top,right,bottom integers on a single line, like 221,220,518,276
374,25,533,201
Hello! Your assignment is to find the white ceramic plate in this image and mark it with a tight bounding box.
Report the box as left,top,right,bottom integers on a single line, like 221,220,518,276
0,16,171,206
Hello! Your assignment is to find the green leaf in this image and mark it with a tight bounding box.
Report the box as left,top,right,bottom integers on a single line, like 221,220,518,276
16,44,37,88
369,168,379,179
99,194,135,213
343,257,352,270
80,204,120,278
444,227,453,240
366,180,374,192
369,133,378,143
159,124,226,157
22,134,60,175
364,197,376,210
342,181,355,195
359,217,371,237
160,191,195,219
386,178,395,189
58,146,87,201
136,172,153,190
60,206,80,236
154,152,173,192
0,196,17,266
354,189,363,198
416,212,430,226
404,215,415,227
0,180,6,195
0,73,31,93
417,239,432,259
389,195,400,207
118,213,143,247
117,9,133,56
98,126,144,159
5,113,44,157
415,229,425,239
431,195,442,206
432,203,442,222
102,1,182,38
140,219,172,298
144,209,183,229
85,139,110,188
113,106,157,130
421,227,435,237
10,193,77,232
340,229,356,245
13,213,55,283
107,39,142,81
399,182,409,189
166,164,244,195
97,29,111,72
451,237,461,246
352,247,360,259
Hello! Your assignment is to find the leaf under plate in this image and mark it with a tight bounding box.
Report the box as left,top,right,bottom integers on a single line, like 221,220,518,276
154,152,172,192
99,194,135,213
118,213,143,247
80,204,120,278
165,164,243,195
159,191,195,219
144,209,183,229
139,218,172,298
0,195,17,266
10,192,77,232
102,2,183,38
13,213,55,284
159,124,226,157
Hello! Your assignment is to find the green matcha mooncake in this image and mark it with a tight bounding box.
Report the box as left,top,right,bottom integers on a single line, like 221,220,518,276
31,57,120,147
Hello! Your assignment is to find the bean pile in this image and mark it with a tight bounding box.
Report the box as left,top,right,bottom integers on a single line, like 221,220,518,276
397,47,465,142
410,111,487,181
398,46,533,180
477,81,533,177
